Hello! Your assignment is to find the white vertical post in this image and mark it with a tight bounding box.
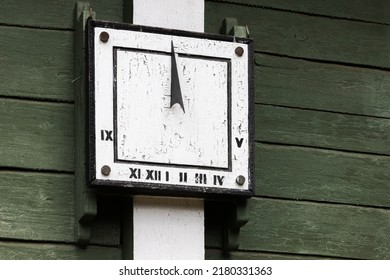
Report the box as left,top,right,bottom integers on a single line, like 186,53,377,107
131,0,205,260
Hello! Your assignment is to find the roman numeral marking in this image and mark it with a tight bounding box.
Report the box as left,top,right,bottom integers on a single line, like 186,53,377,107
165,171,170,182
129,168,141,179
146,170,161,181
235,137,244,148
179,172,187,183
213,175,225,186
101,130,113,141
195,173,207,184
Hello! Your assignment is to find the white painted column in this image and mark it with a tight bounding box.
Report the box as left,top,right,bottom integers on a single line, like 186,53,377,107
131,0,205,260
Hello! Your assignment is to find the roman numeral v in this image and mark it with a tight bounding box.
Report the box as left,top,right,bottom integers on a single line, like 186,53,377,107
235,137,244,148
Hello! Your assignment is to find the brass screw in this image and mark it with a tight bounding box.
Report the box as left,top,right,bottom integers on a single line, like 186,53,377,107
100,31,109,43
235,46,244,57
236,175,246,186
101,165,111,176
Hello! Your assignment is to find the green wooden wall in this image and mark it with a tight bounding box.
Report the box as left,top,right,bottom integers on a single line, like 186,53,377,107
0,0,124,259
0,0,389,259
205,0,390,259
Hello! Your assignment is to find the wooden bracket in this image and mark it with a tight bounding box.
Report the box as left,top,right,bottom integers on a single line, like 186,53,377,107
222,199,249,251
221,17,250,252
74,1,97,246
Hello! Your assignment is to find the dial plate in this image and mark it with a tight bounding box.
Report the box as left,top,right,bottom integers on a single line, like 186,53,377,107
115,48,230,169
88,19,254,197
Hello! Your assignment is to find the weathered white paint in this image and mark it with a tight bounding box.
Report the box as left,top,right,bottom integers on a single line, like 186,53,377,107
133,0,204,32
92,27,251,192
132,0,204,260
133,196,204,260
117,50,229,168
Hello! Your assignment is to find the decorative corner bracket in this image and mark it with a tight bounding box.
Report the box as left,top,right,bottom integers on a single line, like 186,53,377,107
74,1,97,246
221,17,251,252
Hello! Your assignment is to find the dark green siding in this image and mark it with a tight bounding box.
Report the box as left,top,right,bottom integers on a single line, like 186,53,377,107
205,0,390,259
0,0,123,259
0,0,389,259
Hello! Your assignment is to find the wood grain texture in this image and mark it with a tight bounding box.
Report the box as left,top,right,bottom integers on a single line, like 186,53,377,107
0,171,74,242
207,0,390,25
240,198,390,259
207,250,336,260
0,26,73,102
0,0,123,29
2,99,389,192
3,25,390,116
0,241,121,260
0,98,74,171
256,104,390,155
205,2,390,67
255,53,390,118
255,143,390,207
227,251,336,260
0,171,121,245
3,24,390,118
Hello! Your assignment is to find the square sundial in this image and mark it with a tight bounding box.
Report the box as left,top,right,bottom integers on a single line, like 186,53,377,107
88,19,254,197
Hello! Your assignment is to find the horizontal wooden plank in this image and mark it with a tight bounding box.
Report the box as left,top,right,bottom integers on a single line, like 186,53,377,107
3,25,390,118
255,143,390,208
0,99,390,177
4,26,390,117
205,2,390,68
256,104,390,155
240,198,390,259
0,0,123,29
206,248,334,260
0,171,74,242
255,53,390,118
0,241,121,260
230,251,335,260
208,0,390,25
0,26,73,102
0,98,74,171
0,171,121,245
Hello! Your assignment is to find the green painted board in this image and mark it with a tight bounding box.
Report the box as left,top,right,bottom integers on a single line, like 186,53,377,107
3,27,390,119
208,0,390,25
0,0,123,29
3,98,390,172
0,241,121,260
206,248,334,260
229,251,336,260
255,53,390,118
0,171,121,245
255,143,390,208
256,104,390,155
240,198,390,259
0,98,74,171
206,2,390,68
0,171,74,242
0,26,73,102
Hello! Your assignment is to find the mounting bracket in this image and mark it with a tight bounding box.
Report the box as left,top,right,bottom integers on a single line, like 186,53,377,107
74,1,97,246
214,18,251,253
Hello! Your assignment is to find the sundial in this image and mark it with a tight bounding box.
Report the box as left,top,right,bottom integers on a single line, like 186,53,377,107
87,19,254,197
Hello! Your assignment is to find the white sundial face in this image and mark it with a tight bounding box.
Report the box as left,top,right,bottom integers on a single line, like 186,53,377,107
89,20,254,197
115,43,230,169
